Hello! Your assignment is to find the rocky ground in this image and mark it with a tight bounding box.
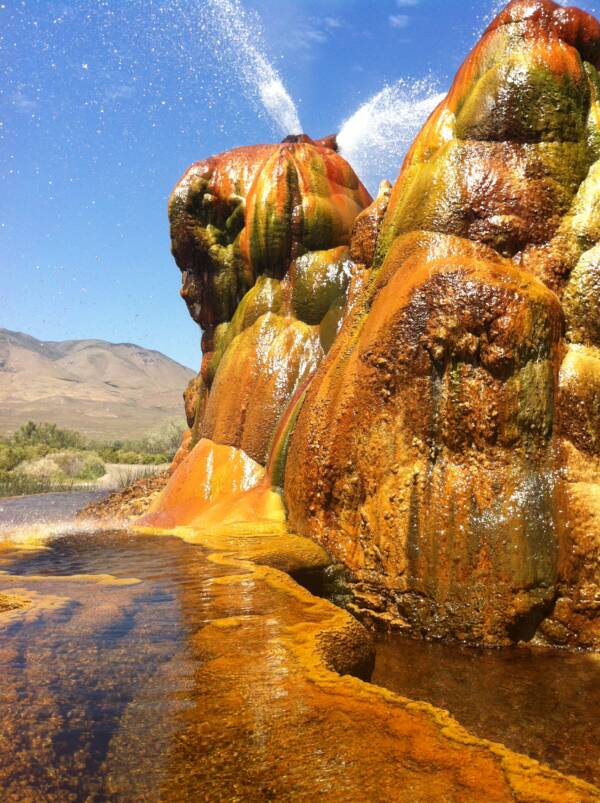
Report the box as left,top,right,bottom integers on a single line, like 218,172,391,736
78,471,170,521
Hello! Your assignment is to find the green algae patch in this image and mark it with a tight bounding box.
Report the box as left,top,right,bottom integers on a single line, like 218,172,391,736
289,246,352,325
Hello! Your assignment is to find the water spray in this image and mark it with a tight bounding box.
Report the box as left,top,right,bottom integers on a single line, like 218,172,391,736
337,78,446,195
204,0,302,136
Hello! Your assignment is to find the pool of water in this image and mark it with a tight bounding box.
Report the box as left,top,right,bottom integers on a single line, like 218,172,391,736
0,497,597,799
372,633,600,785
0,530,228,801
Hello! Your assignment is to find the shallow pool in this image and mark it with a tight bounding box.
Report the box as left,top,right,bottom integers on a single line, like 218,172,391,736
0,497,597,799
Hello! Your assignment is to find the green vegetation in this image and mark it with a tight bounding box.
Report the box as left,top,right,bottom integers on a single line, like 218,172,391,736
115,466,162,490
0,473,76,497
0,420,185,497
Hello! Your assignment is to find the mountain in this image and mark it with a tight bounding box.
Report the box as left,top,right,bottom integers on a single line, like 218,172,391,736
0,329,195,439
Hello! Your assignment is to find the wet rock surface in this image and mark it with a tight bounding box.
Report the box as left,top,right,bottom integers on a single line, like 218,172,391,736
168,134,371,473
284,0,600,647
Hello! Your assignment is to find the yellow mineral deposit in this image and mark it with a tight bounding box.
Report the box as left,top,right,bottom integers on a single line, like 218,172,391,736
143,0,600,652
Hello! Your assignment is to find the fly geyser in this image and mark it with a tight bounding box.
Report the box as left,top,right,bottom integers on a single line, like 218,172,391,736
142,0,600,651
140,133,372,532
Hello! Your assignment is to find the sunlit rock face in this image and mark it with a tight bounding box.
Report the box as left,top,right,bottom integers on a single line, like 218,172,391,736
285,0,600,646
141,135,371,527
143,0,600,649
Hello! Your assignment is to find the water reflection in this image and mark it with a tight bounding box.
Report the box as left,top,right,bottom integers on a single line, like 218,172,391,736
373,633,600,785
0,528,596,800
0,532,226,801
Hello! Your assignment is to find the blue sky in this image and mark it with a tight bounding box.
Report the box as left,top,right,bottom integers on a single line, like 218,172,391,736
2,0,599,369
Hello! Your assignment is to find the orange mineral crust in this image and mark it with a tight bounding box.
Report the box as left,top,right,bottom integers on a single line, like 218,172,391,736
147,0,600,650
165,135,371,470
138,438,285,533
147,135,371,533
285,0,600,647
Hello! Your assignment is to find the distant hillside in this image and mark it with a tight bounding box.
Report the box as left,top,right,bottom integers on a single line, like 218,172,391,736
0,329,195,439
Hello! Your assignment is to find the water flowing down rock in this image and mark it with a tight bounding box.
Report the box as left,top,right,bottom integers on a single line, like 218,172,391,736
142,0,600,650
141,134,371,529
286,0,600,647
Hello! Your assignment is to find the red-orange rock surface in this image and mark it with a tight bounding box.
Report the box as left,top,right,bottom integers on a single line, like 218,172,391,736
285,0,600,647
141,0,600,649
142,135,371,527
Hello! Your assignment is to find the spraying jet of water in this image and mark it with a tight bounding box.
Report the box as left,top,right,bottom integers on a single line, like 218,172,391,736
337,78,446,195
204,0,302,136
203,1,445,188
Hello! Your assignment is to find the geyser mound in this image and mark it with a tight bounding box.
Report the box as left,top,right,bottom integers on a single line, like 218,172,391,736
141,0,600,652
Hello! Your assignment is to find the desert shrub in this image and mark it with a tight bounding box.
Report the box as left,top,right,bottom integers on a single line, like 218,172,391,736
116,465,164,489
0,470,70,497
76,454,106,480
96,447,168,465
15,455,58,480
12,421,85,450
53,450,106,480
108,449,141,465
1,420,183,475
0,442,51,472
0,444,22,472
135,420,186,458
0,420,183,495
17,450,106,482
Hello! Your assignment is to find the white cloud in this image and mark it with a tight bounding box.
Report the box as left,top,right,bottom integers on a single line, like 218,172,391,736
304,27,328,43
389,14,410,28
285,17,344,52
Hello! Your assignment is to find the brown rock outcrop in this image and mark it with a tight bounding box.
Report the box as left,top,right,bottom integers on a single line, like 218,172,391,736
136,0,600,650
285,0,600,646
